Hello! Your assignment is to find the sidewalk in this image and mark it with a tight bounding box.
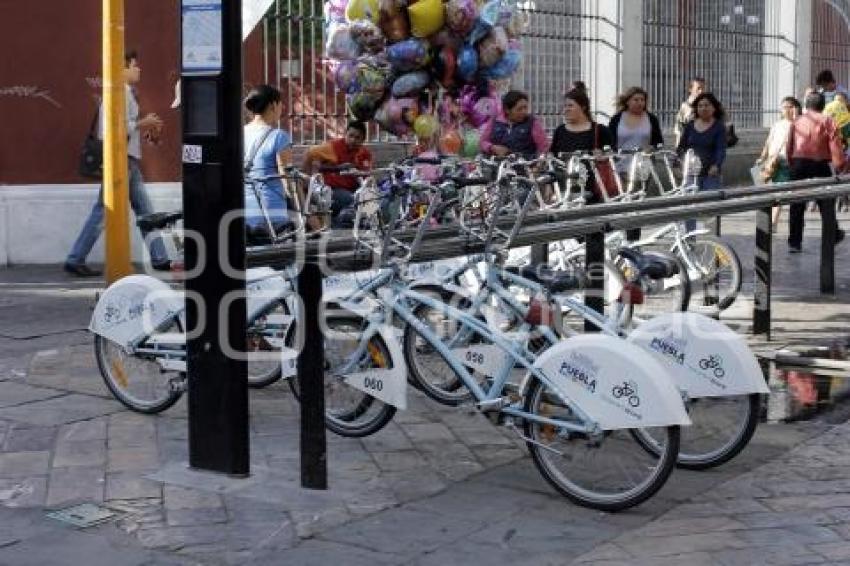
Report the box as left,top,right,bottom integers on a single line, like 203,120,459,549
0,210,849,565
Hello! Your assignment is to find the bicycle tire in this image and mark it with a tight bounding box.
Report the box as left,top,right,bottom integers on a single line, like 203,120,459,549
681,234,742,311
94,321,183,414
617,250,691,321
631,393,760,470
246,299,294,389
289,316,397,438
402,297,484,406
522,377,680,511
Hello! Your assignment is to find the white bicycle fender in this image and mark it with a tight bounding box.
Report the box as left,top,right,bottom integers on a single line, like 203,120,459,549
90,275,184,348
533,335,691,430
628,312,769,398
341,325,408,410
246,271,289,321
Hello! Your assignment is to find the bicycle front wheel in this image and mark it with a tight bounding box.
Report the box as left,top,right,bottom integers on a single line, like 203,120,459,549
246,299,294,389
682,235,742,311
94,322,184,414
289,316,397,437
522,377,679,511
632,393,760,470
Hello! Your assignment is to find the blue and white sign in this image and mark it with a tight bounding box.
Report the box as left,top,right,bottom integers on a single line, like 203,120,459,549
182,0,223,74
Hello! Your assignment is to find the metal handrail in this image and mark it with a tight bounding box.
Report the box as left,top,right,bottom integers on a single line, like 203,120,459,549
247,176,850,270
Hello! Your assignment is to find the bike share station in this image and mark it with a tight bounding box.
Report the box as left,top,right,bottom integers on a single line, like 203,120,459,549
172,0,850,492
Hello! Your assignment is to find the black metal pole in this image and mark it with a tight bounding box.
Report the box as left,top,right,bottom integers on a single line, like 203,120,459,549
585,232,605,332
182,0,249,475
298,262,327,489
530,243,548,265
820,198,836,294
753,207,772,339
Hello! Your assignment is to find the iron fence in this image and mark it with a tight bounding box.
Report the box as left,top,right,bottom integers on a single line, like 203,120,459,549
642,0,781,131
812,0,850,89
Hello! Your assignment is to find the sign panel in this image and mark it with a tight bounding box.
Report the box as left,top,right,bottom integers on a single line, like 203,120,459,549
182,0,223,74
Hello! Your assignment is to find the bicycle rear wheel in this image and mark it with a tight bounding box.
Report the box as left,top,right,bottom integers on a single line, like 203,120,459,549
681,235,742,311
631,394,760,469
522,377,679,511
94,320,184,414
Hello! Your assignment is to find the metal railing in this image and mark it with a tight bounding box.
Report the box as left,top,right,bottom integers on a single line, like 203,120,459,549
642,0,780,130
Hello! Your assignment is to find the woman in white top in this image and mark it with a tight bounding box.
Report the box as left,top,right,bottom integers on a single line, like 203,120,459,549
757,96,801,226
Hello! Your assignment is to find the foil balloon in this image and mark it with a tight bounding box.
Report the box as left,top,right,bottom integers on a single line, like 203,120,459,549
334,60,360,93
439,129,463,154
461,129,480,157
350,19,386,53
431,46,457,89
457,43,479,83
357,62,389,97
445,0,478,35
429,28,463,50
348,91,379,121
387,38,430,72
391,70,430,97
378,0,410,43
470,95,501,127
413,114,439,140
478,27,508,68
325,24,361,60
480,0,514,28
346,0,380,23
375,97,419,135
480,46,521,79
326,0,348,23
408,0,445,38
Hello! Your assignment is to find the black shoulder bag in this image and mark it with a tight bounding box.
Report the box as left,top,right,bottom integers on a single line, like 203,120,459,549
78,110,103,179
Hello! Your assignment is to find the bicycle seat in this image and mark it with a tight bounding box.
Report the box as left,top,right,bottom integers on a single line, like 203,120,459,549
137,211,183,231
617,248,679,280
506,264,585,293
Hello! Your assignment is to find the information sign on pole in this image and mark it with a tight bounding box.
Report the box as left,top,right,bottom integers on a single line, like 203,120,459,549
182,0,223,74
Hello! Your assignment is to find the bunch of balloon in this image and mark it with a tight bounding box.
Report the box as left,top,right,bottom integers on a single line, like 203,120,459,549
324,0,527,153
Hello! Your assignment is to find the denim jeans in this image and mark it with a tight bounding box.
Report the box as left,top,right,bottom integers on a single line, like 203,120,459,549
67,158,168,265
330,188,356,228
685,174,723,232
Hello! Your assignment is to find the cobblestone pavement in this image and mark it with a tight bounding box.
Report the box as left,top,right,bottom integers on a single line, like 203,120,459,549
0,209,848,564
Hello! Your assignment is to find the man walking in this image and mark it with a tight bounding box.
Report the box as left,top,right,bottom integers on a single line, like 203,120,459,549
674,77,706,145
786,92,846,253
65,50,167,276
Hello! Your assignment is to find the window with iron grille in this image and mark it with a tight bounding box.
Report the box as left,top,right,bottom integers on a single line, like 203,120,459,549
812,0,850,89
643,0,776,131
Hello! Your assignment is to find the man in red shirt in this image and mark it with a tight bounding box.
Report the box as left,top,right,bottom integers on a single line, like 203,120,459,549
787,92,846,252
303,121,372,226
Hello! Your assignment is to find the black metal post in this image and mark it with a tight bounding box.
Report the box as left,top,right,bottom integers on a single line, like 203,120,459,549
585,232,605,332
820,198,836,294
298,262,327,489
181,0,249,475
753,207,772,339
530,243,548,265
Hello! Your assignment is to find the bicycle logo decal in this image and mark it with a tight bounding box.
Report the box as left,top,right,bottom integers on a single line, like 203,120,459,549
611,380,641,407
698,354,725,378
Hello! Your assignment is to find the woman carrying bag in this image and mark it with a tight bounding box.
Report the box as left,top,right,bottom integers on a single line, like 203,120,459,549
756,96,800,227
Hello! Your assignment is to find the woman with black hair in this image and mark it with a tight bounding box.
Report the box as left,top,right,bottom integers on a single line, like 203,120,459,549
549,87,614,203
676,92,727,193
480,90,549,159
243,84,293,234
